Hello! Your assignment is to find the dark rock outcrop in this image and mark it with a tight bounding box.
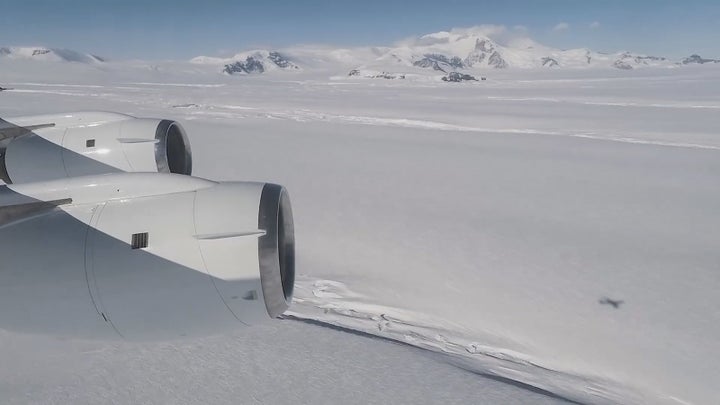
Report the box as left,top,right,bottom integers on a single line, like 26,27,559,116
613,60,633,70
267,51,297,69
630,54,666,64
442,72,478,82
372,72,405,79
542,57,559,67
348,70,405,79
224,57,265,74
223,51,299,75
681,54,720,64
414,54,465,72
487,51,508,69
613,52,666,69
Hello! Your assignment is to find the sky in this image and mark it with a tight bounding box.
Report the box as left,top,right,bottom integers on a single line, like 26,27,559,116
1,0,719,59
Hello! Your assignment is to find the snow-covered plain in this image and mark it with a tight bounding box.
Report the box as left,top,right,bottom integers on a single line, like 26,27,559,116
1,59,719,404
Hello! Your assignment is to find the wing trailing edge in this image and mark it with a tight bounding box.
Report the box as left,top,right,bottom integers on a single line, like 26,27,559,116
0,197,72,229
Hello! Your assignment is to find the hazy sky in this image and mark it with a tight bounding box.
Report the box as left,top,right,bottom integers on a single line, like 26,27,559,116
1,0,718,59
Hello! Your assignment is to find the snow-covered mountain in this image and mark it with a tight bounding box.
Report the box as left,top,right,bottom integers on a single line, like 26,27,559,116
191,50,299,74
681,54,720,65
358,28,674,71
4,27,719,77
0,47,104,63
192,26,720,76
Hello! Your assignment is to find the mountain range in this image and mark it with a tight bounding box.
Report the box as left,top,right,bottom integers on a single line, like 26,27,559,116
3,27,719,77
190,27,720,76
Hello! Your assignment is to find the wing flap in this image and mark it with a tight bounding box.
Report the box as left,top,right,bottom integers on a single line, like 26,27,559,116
0,120,56,141
0,198,72,229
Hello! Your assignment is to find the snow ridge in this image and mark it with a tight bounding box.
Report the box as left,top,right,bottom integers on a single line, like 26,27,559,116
288,277,650,405
0,47,103,63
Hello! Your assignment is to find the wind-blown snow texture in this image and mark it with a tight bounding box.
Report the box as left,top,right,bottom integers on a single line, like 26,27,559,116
1,48,719,405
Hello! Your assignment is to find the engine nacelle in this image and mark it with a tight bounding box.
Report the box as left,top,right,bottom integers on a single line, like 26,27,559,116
0,173,294,340
1,112,192,184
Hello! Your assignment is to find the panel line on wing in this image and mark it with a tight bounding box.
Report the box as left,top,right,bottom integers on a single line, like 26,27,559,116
194,230,267,240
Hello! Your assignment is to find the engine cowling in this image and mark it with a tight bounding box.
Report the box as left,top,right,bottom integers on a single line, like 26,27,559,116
0,173,294,339
1,112,192,184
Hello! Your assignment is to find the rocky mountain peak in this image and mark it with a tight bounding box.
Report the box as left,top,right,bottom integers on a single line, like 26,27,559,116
487,51,508,69
413,54,465,72
224,56,265,74
463,38,507,68
267,51,298,69
222,51,299,75
682,54,720,64
541,57,559,68
474,39,495,53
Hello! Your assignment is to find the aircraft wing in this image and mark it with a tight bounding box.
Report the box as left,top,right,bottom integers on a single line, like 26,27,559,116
0,111,294,340
0,119,55,141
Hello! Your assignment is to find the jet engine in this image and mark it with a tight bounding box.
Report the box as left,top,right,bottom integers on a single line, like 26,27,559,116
0,174,294,339
0,112,294,340
1,112,192,183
